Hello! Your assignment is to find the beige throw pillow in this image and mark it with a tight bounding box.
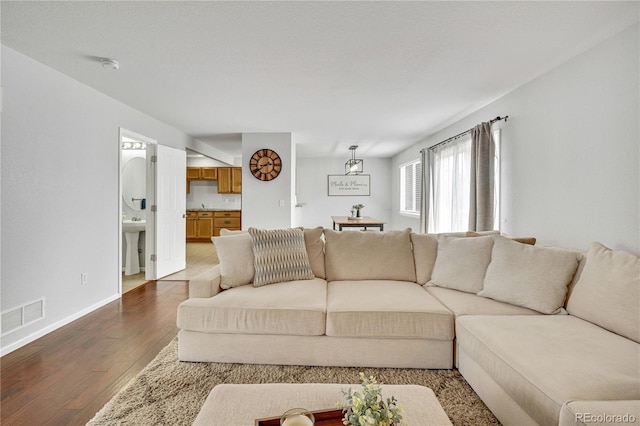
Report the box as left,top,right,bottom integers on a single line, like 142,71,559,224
249,228,315,287
411,233,439,285
566,242,640,343
212,233,255,289
428,235,494,293
479,236,579,314
303,227,326,279
219,228,247,236
324,228,416,282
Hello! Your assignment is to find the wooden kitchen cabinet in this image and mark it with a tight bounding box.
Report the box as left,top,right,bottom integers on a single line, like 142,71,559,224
213,211,241,236
186,212,197,239
186,167,218,194
186,211,218,241
187,167,218,180
187,167,201,179
231,167,242,193
196,212,213,239
200,168,218,180
217,167,242,194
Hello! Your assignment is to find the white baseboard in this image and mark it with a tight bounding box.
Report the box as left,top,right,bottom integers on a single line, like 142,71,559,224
0,293,121,357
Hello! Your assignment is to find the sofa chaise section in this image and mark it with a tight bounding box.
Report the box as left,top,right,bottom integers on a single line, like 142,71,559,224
456,315,640,426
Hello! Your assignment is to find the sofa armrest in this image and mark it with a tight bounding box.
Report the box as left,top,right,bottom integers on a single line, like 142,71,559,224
189,264,223,298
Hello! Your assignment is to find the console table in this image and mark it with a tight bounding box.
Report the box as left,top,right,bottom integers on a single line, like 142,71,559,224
331,216,386,231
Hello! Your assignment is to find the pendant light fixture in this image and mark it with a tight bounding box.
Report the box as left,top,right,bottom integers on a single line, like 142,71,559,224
345,145,363,175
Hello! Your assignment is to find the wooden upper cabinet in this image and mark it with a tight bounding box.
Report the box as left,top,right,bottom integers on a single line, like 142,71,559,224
217,168,231,193
186,167,201,179
231,167,242,193
217,167,242,194
187,167,218,180
187,166,241,194
201,168,218,180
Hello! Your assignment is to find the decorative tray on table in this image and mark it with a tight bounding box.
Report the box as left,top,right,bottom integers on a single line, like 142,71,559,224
255,408,344,426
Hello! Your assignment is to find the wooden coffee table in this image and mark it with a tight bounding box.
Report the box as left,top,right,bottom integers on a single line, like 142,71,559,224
193,383,452,425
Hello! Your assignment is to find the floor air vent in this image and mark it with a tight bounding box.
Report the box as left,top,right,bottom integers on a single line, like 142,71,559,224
1,299,45,335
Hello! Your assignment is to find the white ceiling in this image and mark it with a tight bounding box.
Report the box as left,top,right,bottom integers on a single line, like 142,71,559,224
2,1,638,158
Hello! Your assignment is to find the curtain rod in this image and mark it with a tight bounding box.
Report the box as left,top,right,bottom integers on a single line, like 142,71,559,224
420,115,508,153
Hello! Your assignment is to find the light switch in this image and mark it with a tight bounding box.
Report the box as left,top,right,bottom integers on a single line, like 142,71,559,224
279,200,285,207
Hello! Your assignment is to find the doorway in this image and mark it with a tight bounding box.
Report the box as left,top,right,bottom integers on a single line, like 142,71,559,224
118,128,188,295
119,128,157,294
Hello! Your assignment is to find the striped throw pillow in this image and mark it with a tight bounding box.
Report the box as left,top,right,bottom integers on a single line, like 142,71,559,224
248,228,315,287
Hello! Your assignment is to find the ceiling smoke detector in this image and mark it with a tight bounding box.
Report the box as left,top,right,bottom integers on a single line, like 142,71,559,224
100,58,120,70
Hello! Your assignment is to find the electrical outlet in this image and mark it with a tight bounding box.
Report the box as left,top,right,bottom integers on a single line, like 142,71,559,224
81,273,88,285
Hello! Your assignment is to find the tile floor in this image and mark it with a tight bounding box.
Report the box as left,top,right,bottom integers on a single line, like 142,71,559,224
121,242,218,293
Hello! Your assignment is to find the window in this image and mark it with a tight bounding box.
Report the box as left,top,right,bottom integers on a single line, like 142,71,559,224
400,160,422,216
428,129,500,233
428,134,472,233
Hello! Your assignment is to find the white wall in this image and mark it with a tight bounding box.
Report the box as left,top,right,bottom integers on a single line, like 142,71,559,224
391,24,640,253
1,46,194,354
187,156,231,167
241,133,295,229
296,158,393,230
187,181,242,210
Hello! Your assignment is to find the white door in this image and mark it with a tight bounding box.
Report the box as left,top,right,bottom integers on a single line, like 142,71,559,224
154,144,186,278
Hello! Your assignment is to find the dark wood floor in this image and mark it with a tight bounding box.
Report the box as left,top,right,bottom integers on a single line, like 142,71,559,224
1,281,189,425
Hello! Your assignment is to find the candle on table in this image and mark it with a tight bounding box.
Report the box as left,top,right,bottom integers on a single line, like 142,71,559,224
281,414,313,426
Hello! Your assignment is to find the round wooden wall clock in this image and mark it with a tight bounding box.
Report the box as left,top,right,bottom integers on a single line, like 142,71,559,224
249,149,282,181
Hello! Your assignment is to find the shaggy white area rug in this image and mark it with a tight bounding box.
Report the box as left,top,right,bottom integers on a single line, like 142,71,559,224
88,338,499,425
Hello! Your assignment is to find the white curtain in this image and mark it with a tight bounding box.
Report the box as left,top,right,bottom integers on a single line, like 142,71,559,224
427,133,472,233
419,148,428,233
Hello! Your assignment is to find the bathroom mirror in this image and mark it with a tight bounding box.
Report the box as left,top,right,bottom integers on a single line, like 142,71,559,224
123,157,146,211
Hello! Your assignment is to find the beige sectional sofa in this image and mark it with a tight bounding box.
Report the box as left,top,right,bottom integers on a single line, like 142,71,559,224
177,227,640,426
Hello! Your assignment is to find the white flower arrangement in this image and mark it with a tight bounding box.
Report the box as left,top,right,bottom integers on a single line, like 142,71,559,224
337,372,404,426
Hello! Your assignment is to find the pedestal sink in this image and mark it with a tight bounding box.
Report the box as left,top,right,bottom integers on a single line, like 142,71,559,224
123,220,146,275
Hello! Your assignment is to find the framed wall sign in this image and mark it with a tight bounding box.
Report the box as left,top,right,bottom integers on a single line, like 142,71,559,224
328,174,371,196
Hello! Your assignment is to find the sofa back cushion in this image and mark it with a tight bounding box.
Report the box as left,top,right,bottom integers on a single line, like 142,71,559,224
248,228,315,287
411,233,439,285
212,233,255,289
324,229,416,282
478,236,580,314
566,242,640,343
428,235,494,293
303,227,326,279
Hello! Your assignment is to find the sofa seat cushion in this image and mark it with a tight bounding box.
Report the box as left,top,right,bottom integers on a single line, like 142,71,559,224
326,280,453,340
177,278,327,336
457,315,640,426
426,286,540,318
